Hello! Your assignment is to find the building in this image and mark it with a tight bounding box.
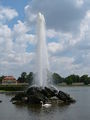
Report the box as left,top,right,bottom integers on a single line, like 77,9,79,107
2,76,17,85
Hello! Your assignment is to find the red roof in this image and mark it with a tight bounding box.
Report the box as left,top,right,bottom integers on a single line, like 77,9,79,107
3,76,16,81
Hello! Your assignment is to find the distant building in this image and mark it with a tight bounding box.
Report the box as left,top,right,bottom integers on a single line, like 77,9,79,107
2,76,17,85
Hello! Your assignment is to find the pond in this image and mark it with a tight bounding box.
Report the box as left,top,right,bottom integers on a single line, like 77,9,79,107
0,87,90,120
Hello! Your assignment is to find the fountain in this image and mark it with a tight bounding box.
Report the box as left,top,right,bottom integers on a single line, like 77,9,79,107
35,13,49,87
11,13,76,105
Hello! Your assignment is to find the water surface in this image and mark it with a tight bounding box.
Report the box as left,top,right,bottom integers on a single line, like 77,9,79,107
0,87,90,120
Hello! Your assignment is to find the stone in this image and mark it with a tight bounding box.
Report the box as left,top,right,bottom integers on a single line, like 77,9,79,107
11,86,76,105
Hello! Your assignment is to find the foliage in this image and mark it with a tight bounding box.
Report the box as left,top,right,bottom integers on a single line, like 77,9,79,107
17,72,34,85
52,73,90,85
80,75,90,85
26,72,34,85
52,73,64,84
64,74,80,85
0,76,4,84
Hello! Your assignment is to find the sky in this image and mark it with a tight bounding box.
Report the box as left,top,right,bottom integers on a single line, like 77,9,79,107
0,0,90,78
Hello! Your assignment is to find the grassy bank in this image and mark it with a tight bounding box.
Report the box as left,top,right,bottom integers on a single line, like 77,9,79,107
0,84,29,91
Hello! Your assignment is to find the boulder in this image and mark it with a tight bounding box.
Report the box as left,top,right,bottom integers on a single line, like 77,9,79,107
11,92,27,102
11,86,76,104
57,91,75,103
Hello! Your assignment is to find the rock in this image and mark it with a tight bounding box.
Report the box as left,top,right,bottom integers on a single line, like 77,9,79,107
11,92,27,102
28,95,43,104
11,86,76,105
57,91,76,103
28,87,48,104
26,86,43,96
0,100,2,103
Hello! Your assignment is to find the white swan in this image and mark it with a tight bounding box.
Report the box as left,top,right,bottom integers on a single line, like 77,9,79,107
40,101,51,108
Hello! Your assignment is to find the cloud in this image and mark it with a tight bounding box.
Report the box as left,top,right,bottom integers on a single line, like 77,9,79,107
76,0,84,7
25,5,37,22
13,20,36,53
47,9,90,52
48,42,63,53
1,1,90,78
46,9,90,76
26,0,90,34
13,20,28,34
0,24,13,53
0,6,18,23
0,52,35,77
0,13,35,77
50,56,79,76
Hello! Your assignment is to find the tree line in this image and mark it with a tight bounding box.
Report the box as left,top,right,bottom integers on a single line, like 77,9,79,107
0,72,90,85
17,72,90,85
52,73,90,85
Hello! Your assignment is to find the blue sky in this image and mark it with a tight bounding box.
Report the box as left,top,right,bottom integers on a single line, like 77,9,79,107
1,0,29,27
0,0,90,78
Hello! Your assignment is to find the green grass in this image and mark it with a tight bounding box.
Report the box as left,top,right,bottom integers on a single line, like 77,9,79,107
0,84,29,91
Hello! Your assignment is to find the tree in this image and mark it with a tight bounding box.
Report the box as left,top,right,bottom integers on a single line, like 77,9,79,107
17,72,27,83
64,76,73,85
64,74,80,85
52,73,64,84
27,72,34,85
87,77,90,84
17,72,34,85
0,76,4,84
21,72,27,79
80,75,89,85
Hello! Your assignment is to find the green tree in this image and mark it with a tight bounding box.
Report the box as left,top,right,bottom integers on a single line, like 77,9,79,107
64,77,73,85
21,72,27,79
52,73,64,84
80,75,89,85
64,75,73,85
87,77,90,84
17,72,27,83
0,76,4,84
64,74,80,85
17,72,34,85
27,72,34,85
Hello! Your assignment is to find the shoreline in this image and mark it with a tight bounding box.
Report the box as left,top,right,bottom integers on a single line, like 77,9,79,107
0,90,24,94
0,85,90,93
56,84,90,87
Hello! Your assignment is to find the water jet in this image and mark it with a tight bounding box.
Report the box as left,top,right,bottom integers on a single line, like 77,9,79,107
35,12,49,87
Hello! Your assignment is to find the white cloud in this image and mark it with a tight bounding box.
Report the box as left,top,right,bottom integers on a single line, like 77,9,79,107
50,56,79,76
0,24,13,53
48,42,63,53
5,52,34,65
0,52,35,78
13,20,36,53
47,29,59,38
24,5,37,23
0,6,18,22
76,0,84,7
0,16,35,77
46,9,90,77
47,10,90,54
13,20,28,34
